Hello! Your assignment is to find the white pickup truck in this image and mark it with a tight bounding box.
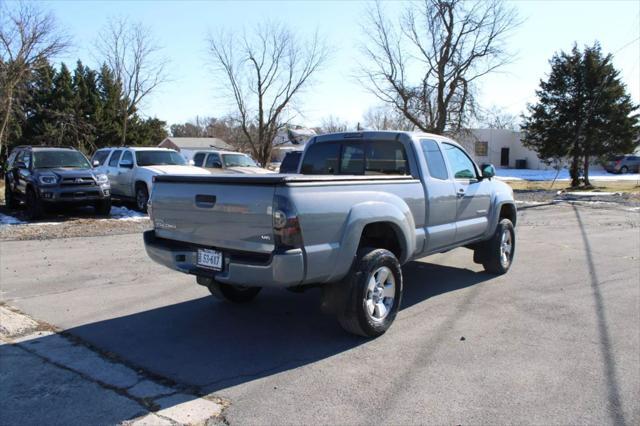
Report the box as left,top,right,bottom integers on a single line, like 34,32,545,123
92,147,210,212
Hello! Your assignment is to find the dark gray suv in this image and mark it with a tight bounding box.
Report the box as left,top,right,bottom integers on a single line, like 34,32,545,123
4,146,112,219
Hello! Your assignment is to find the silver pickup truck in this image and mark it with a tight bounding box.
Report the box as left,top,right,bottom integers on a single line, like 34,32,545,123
144,131,516,337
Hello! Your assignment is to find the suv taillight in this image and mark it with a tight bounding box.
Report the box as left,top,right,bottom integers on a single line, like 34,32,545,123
273,195,303,250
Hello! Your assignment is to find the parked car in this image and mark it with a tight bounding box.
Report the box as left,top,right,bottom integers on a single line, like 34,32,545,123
604,155,640,174
186,149,273,174
144,131,517,337
278,151,302,173
92,147,210,212
4,146,111,219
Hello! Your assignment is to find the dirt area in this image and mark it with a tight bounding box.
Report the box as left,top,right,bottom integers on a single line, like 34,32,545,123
0,203,150,241
506,179,640,193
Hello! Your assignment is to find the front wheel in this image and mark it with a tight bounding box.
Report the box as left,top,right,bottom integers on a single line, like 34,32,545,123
26,189,44,220
479,218,515,275
95,198,112,216
135,185,149,213
208,282,262,303
337,248,403,338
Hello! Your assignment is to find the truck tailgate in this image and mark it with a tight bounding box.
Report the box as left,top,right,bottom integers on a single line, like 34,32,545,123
150,176,278,253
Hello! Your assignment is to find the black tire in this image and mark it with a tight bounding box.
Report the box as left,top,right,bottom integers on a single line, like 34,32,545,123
135,184,149,213
208,282,261,303
26,188,44,220
337,248,403,338
620,166,629,174
480,218,515,275
4,183,16,209
95,198,112,216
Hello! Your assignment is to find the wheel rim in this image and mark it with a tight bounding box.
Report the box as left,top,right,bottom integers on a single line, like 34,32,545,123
500,228,513,268
136,190,146,210
365,266,395,322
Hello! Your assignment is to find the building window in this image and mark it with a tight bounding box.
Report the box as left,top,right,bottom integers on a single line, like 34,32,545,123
475,141,488,157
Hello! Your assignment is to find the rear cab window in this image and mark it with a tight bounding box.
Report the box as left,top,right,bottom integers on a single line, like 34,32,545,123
300,139,410,176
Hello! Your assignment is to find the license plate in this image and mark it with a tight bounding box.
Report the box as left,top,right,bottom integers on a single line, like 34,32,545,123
197,249,223,271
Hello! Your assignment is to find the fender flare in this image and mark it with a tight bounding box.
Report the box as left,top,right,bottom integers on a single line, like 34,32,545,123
327,199,416,282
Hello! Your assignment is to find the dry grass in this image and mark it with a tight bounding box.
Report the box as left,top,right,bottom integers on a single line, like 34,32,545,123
0,179,4,204
505,179,640,193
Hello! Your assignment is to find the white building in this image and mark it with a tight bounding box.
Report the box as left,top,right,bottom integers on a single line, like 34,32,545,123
455,129,549,170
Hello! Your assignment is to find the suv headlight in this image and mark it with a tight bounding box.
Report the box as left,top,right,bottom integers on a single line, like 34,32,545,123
38,175,59,185
96,174,109,185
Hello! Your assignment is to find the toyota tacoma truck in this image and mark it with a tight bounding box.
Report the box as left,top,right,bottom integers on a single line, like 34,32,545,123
144,131,517,337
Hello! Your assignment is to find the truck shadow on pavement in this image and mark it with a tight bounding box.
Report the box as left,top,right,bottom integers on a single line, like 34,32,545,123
2,261,492,425
61,261,491,394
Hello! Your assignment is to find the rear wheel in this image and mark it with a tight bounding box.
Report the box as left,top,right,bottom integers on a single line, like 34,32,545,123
620,166,629,174
95,198,112,216
4,183,16,209
26,188,44,220
208,282,262,303
135,184,149,212
337,248,403,338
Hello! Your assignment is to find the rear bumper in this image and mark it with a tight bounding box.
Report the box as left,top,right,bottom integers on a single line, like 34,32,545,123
143,230,305,288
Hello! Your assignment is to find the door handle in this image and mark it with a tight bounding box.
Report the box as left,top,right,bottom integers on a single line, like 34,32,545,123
457,188,465,198
195,194,216,208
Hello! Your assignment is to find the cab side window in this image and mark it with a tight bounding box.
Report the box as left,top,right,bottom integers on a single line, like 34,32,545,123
92,150,110,166
108,150,122,167
442,143,477,180
18,151,31,169
120,151,133,167
420,139,448,180
193,153,206,167
205,154,222,168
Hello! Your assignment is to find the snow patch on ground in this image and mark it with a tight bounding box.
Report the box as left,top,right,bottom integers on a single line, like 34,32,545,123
0,206,147,227
0,213,25,226
496,168,640,181
109,206,148,221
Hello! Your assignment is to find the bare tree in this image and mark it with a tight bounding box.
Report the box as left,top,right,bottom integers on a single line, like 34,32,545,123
318,115,350,134
359,0,519,135
0,1,69,156
478,105,519,130
207,23,328,166
97,17,167,144
363,104,416,131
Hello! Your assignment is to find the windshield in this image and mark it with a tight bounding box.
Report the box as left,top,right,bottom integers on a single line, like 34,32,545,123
135,151,186,166
32,151,91,169
222,154,258,168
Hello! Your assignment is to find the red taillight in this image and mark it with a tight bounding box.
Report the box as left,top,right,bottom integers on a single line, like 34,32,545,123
615,160,622,165
273,195,303,250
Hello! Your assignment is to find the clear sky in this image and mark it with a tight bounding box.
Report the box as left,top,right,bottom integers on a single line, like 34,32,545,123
26,0,640,128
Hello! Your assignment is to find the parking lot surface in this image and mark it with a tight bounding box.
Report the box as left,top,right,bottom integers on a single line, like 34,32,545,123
1,202,638,425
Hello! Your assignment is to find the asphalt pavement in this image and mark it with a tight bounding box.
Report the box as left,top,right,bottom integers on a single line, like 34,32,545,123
1,202,638,425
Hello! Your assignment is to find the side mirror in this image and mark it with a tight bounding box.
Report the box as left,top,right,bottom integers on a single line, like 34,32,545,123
120,161,134,169
92,160,100,167
481,163,496,179
212,162,222,169
15,161,27,169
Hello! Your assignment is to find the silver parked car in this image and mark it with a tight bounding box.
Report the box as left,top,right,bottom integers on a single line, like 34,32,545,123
604,155,640,174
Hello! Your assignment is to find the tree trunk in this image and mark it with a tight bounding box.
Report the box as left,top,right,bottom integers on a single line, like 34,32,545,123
122,112,128,145
0,89,15,159
583,154,591,187
570,155,580,188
